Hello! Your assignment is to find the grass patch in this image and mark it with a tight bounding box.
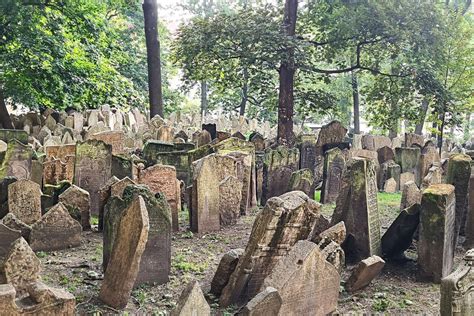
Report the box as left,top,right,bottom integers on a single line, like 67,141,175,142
172,253,208,273
90,215,99,226
59,275,82,293
36,251,48,258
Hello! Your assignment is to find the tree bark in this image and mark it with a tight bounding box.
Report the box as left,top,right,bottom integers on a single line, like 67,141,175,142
351,70,360,134
143,0,164,118
415,98,429,135
277,0,298,146
200,80,208,117
239,68,248,116
438,112,446,154
388,100,399,139
0,86,14,129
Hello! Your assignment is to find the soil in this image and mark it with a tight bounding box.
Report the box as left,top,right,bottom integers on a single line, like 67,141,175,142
38,192,466,315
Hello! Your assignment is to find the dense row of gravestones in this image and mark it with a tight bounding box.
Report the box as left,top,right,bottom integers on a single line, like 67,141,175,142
0,107,473,315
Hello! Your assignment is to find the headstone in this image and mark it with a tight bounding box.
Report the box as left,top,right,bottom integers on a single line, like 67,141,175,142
29,203,82,252
0,177,16,218
195,130,212,147
219,176,243,226
400,171,416,189
421,165,442,190
400,181,421,211
89,131,125,155
171,281,211,316
262,240,340,315
1,213,31,242
249,132,265,152
383,178,397,193
156,125,175,143
405,132,424,148
465,174,474,249
419,142,440,180
345,255,385,292
418,184,456,283
58,185,91,230
395,147,421,185
288,169,314,197
331,157,381,261
99,195,149,309
219,191,319,307
8,179,41,225
312,221,346,245
0,129,28,144
239,287,282,316
202,123,217,140
377,146,395,164
74,140,112,215
381,204,420,260
0,140,33,180
210,248,244,297
320,147,346,204
315,121,347,155
440,249,474,316
0,237,41,295
0,224,21,259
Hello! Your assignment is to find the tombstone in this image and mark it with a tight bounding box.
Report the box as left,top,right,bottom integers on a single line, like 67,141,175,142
405,132,424,148
103,185,171,285
421,165,442,190
72,112,84,132
0,140,33,180
97,176,120,231
210,249,244,297
419,142,440,180
1,213,31,242
297,134,317,173
42,157,75,185
219,191,319,307
262,240,340,315
440,249,474,316
315,121,347,155
395,147,421,185
345,255,385,292
288,169,314,197
202,123,217,140
138,164,181,232
171,281,211,316
45,144,76,162
313,221,347,245
29,203,82,252
446,154,471,240
239,287,282,316
363,135,392,152
320,147,346,204
99,195,149,310
89,131,125,155
8,179,41,225
156,125,175,143
377,146,395,165
418,184,456,283
74,140,112,215
58,185,91,230
0,224,21,260
216,131,231,142
0,129,28,144
400,181,421,211
111,154,134,179
465,173,474,249
219,176,243,226
400,171,416,189
331,157,381,262
232,131,246,140
382,204,420,260
261,146,299,205
0,237,41,295
249,132,265,152
0,177,17,218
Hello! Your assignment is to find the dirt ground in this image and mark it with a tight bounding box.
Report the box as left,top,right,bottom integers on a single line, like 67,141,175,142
39,192,465,315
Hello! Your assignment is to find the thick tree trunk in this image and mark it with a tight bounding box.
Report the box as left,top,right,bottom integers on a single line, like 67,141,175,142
351,71,360,134
239,68,248,116
415,99,429,135
277,0,298,146
200,80,208,117
0,87,14,129
143,0,164,118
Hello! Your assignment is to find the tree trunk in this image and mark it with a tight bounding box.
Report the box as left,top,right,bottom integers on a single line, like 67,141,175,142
143,0,164,118
277,0,298,146
239,68,248,116
200,80,208,117
351,71,360,134
438,112,446,154
415,98,429,135
388,101,399,139
0,87,14,129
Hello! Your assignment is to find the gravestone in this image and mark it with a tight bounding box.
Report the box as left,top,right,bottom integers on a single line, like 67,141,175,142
8,179,41,225
440,249,474,316
202,123,217,140
346,255,385,292
29,203,82,252
1,213,31,242
0,140,33,180
97,176,119,231
465,174,474,249
405,132,424,148
99,195,149,309
219,191,319,307
418,184,456,283
249,132,265,152
312,221,346,245
419,142,440,180
89,131,125,155
211,249,244,297
395,147,421,185
219,176,242,226
171,281,211,316
383,178,397,193
331,157,381,261
297,134,317,173
288,169,314,197
156,125,175,143
239,287,282,316
42,156,75,185
0,224,21,259
400,181,421,211
262,240,340,315
111,154,134,179
45,144,76,161
74,140,112,215
315,121,347,155
0,129,28,144
58,185,91,230
320,147,346,204
0,237,41,295
446,154,471,240
0,177,16,218
400,171,415,189
377,146,395,164
421,165,442,190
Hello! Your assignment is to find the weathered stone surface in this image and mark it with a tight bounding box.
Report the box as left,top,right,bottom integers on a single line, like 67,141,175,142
45,144,76,162
297,134,317,177
111,154,134,179
395,147,421,185
0,129,28,145
210,248,244,296
440,249,474,316
0,237,41,295
362,135,391,152
405,133,424,148
377,146,395,164
239,287,282,316
465,173,474,249
220,191,319,307
378,158,400,193
0,284,17,314
382,204,420,259
0,223,21,259
219,176,242,226
89,131,125,155
262,240,340,315
8,179,41,225
400,171,416,189
315,121,347,156
346,255,385,292
383,178,397,193
313,221,346,245
319,240,345,273
74,140,112,215
419,142,440,180
1,214,31,242
446,154,471,241
29,203,82,252
418,184,456,283
58,185,91,230
249,132,265,152
288,168,313,197
99,195,149,309
171,281,210,316
0,177,16,218
400,180,421,211
320,147,346,204
97,176,120,231
421,165,442,190
331,158,381,261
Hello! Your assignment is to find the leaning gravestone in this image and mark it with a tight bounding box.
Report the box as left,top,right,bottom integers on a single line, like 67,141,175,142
1,213,31,242
262,240,340,315
331,157,381,261
239,287,282,316
8,179,42,225
58,185,91,230
210,248,244,297
29,203,82,252
74,139,112,215
219,191,319,307
89,131,125,155
320,147,346,204
99,195,149,310
440,249,474,316
418,184,456,283
171,281,211,316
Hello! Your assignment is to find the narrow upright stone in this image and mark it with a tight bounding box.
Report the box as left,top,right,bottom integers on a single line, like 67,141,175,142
320,147,346,204
465,173,474,249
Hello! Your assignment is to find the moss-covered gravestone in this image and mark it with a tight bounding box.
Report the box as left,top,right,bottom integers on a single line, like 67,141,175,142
0,140,33,180
288,168,314,197
321,148,346,204
418,184,456,283
0,129,28,145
